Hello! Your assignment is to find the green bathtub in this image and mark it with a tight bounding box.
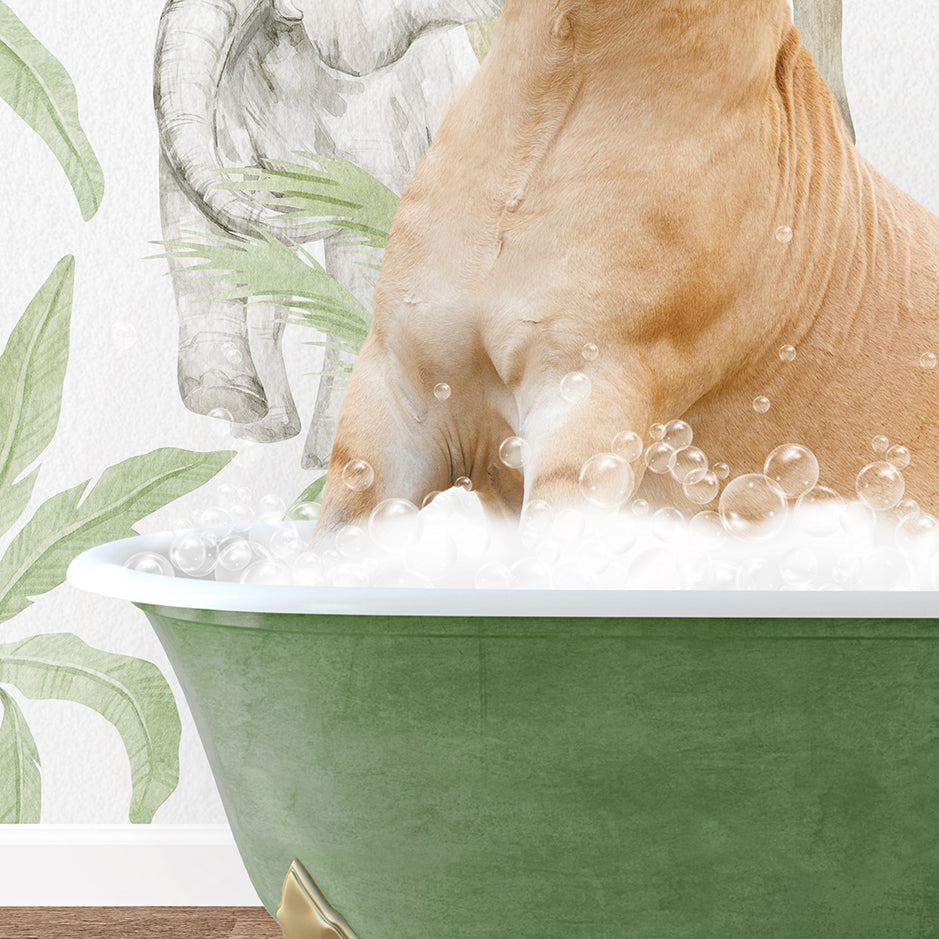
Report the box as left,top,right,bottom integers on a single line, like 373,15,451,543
69,531,939,938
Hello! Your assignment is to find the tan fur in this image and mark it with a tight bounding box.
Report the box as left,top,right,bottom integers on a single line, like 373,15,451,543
315,0,939,534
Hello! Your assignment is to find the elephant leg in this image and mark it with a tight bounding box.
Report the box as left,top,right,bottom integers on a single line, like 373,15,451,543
159,153,268,423
792,0,855,141
229,297,302,442
301,239,380,469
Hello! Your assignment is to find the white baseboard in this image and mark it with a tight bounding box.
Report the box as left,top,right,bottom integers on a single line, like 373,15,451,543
0,825,263,906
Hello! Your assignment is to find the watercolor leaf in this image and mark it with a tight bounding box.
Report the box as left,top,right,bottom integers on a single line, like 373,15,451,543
465,18,498,62
214,154,399,250
0,256,74,539
0,447,235,625
0,2,104,220
154,230,371,354
288,474,327,518
0,633,180,823
0,685,40,823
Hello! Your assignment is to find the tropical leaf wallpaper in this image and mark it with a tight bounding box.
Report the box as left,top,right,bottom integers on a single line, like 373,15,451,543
0,0,938,836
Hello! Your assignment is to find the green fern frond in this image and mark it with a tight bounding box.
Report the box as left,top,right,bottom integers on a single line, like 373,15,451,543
213,153,399,250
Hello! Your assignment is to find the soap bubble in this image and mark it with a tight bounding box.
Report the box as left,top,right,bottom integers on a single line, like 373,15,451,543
662,420,693,451
795,485,844,536
841,500,876,536
670,446,707,484
330,563,370,588
752,395,771,414
421,491,442,509
499,436,531,469
644,442,677,474
369,498,422,551
406,529,458,579
896,498,920,522
719,474,788,541
581,342,599,361
287,501,320,522
713,462,730,480
268,524,305,561
871,435,889,453
521,499,554,536
579,453,634,507
343,459,374,492
217,537,254,573
779,344,797,362
649,423,666,441
688,511,726,547
215,484,239,509
229,503,255,526
511,557,552,588
553,508,586,541
197,506,233,536
780,548,818,586
292,552,325,586
433,382,452,400
896,513,939,548
855,461,905,511
683,470,719,505
475,562,513,589
240,559,291,585
631,498,650,517
125,551,175,577
611,430,643,463
560,371,592,403
258,494,287,518
856,549,913,590
169,532,218,576
775,225,793,243
737,557,783,590
629,548,685,588
763,444,819,499
455,475,473,491
224,343,243,366
886,445,911,469
652,507,684,542
920,352,937,369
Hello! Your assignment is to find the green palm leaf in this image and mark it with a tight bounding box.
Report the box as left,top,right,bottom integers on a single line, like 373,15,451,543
288,473,327,518
214,154,399,250
0,447,234,624
0,256,73,538
0,634,180,823
0,2,104,220
0,685,40,823
155,230,371,354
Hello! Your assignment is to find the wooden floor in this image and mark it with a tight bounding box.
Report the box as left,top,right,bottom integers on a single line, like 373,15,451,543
0,908,281,939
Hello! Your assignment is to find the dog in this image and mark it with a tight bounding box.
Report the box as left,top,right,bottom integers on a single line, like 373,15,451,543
314,0,939,535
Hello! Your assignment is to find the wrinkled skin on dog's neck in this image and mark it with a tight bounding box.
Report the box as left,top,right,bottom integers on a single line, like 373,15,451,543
316,0,939,533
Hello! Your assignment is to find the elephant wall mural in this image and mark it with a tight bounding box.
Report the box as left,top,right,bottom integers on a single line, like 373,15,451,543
154,0,853,471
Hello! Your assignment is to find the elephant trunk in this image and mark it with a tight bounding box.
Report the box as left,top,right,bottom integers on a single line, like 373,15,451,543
154,0,308,239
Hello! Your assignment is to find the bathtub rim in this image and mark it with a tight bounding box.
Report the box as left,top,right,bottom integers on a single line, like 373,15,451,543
66,527,939,618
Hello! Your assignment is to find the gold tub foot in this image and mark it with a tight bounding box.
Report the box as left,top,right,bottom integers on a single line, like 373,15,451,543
277,859,360,939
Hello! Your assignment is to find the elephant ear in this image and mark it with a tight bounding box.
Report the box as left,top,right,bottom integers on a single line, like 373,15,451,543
0,1,105,219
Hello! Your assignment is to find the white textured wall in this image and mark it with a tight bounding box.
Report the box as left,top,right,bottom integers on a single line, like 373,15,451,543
1,0,938,833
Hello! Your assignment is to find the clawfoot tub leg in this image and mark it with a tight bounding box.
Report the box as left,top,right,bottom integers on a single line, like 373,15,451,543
277,859,359,939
